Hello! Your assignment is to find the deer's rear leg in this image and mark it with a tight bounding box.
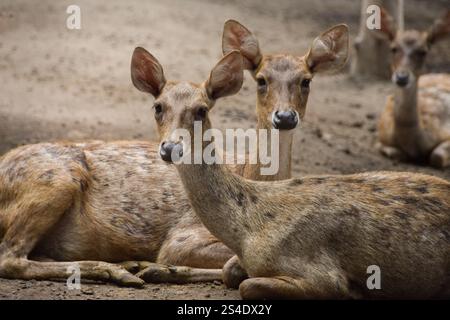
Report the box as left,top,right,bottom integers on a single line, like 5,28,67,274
0,258,144,287
0,182,143,287
157,226,234,269
239,275,352,300
430,140,450,168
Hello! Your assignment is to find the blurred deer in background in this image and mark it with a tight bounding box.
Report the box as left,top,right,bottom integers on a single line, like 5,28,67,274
377,9,450,167
222,21,349,180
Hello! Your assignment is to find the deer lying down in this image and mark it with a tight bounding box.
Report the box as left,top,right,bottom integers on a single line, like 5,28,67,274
0,52,250,287
143,50,450,299
377,10,450,168
0,22,349,287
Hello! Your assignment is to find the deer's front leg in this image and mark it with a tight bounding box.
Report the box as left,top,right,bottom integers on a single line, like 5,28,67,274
222,255,248,289
119,261,153,274
430,140,450,168
136,263,222,284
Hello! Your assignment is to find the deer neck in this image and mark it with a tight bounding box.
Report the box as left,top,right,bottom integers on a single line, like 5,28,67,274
393,79,420,132
243,117,293,181
175,159,251,257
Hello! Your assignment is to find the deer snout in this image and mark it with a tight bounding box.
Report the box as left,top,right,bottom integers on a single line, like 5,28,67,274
159,141,183,163
393,70,410,87
271,110,298,130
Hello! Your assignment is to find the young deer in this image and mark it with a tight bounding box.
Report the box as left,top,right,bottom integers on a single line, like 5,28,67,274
222,21,349,180
0,22,349,286
0,51,247,286
154,74,450,299
377,10,450,167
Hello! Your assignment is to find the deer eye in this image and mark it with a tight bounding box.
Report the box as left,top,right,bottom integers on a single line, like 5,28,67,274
415,49,427,58
194,106,208,121
301,78,311,89
256,77,267,93
153,103,163,119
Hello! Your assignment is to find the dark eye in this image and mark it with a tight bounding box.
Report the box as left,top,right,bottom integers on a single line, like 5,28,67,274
301,79,311,89
391,46,399,54
256,77,267,93
415,50,427,57
195,106,208,121
153,103,163,119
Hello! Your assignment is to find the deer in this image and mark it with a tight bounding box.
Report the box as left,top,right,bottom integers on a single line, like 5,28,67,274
376,9,450,168
148,52,450,299
0,51,250,287
222,20,348,180
0,22,349,287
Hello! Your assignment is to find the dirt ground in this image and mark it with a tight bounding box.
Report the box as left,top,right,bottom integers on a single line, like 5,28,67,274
0,0,449,300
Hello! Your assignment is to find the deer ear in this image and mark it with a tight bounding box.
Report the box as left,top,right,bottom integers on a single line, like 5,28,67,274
205,50,244,101
306,24,349,74
373,7,397,41
131,47,166,97
426,10,450,45
222,20,262,71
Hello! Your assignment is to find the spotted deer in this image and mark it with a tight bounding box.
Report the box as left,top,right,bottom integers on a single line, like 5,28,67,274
0,51,250,287
377,9,450,167
0,22,349,286
222,21,349,180
153,58,450,299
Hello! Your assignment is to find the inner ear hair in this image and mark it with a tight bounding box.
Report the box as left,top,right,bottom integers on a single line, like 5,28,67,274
222,19,262,71
427,10,450,45
206,50,244,100
131,47,166,97
374,7,397,41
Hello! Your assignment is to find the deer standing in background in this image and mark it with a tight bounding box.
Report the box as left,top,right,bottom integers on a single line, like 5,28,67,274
146,52,450,299
377,10,450,167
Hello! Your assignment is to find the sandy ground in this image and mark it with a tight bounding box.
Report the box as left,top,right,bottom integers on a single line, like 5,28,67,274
0,0,449,299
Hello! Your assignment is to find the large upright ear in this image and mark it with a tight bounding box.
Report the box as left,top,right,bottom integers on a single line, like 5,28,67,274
306,24,349,74
205,50,244,101
372,7,397,41
131,47,166,97
426,10,450,45
222,20,262,71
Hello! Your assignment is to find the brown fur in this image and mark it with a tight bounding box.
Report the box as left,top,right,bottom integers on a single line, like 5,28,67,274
159,79,450,299
377,10,450,167
0,51,248,286
222,21,349,180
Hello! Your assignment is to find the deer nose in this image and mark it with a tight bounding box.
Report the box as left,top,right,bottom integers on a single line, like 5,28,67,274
393,70,410,87
160,142,183,162
272,110,298,130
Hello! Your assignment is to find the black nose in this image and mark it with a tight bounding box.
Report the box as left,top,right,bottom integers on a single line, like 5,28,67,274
272,110,298,130
394,71,409,87
160,142,183,162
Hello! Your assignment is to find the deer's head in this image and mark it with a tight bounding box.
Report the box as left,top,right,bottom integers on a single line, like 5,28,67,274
376,9,450,87
131,47,244,163
222,20,349,130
